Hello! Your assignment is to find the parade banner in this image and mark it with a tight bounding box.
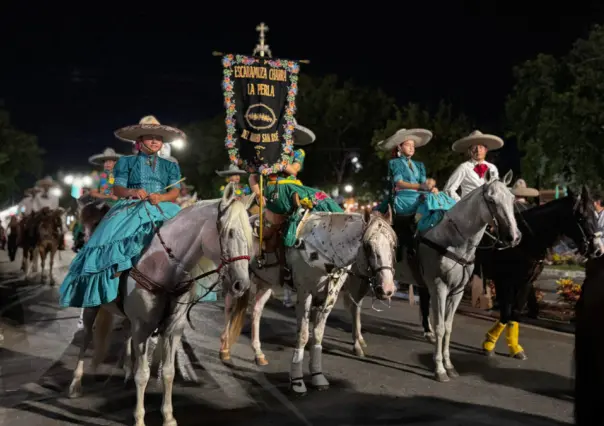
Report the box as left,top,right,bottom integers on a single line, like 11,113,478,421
221,54,300,174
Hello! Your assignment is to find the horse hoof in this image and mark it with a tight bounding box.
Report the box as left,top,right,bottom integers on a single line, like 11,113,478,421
219,350,231,362
255,355,269,366
445,367,459,378
359,338,368,348
512,351,527,360
434,372,450,383
289,379,307,397
163,419,178,426
353,344,365,357
68,382,82,399
483,349,495,357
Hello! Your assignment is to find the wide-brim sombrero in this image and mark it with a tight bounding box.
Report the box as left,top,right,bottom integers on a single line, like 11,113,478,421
36,176,58,188
88,147,122,166
115,115,186,143
216,164,248,177
510,179,539,197
293,119,316,146
377,128,433,152
452,130,504,153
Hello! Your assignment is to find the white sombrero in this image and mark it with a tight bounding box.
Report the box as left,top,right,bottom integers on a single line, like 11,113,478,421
452,130,504,153
216,164,248,177
114,115,186,143
293,118,316,146
88,147,122,166
376,128,433,152
36,176,58,188
511,179,539,197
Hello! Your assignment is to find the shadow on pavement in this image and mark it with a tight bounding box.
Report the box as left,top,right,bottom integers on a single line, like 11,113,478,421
415,351,573,401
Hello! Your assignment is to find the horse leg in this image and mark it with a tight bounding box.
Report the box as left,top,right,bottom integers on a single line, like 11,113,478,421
124,336,133,382
345,277,369,357
219,293,233,361
49,248,56,286
159,329,183,426
251,284,272,366
483,277,510,356
39,247,46,283
132,325,152,426
442,288,465,378
68,307,99,398
429,279,449,382
310,278,345,390
290,291,312,396
31,247,39,273
418,285,435,343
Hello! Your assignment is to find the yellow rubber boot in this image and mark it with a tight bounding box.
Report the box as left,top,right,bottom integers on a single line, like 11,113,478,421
506,321,527,360
482,321,506,355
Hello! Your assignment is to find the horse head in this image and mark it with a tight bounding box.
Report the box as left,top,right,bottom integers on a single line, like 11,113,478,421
361,208,397,300
567,185,604,258
483,172,522,247
217,182,253,298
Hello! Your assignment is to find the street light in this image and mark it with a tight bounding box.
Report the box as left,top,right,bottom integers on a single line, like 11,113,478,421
50,188,63,197
344,184,353,193
351,156,358,164
64,175,74,185
82,176,93,187
172,138,185,150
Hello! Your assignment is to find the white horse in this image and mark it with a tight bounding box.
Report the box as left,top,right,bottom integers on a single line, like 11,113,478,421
349,171,520,381
67,183,253,426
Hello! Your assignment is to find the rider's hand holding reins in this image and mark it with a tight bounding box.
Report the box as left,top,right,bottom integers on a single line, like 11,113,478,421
131,189,148,200
148,193,162,205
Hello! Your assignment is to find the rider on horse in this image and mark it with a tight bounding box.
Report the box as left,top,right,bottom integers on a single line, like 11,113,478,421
176,183,198,208
59,115,184,308
248,121,343,286
217,165,251,199
89,147,122,207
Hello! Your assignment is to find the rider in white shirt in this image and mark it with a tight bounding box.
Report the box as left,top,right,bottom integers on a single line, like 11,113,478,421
443,130,503,201
18,188,38,216
33,177,60,212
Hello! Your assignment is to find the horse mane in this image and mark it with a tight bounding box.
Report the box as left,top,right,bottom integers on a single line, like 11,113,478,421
217,199,254,255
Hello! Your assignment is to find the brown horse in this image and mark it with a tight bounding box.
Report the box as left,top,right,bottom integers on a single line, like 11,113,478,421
79,199,111,244
35,209,64,285
19,213,39,274
7,216,20,261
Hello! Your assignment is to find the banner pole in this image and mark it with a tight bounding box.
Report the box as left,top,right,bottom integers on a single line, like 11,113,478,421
258,174,265,264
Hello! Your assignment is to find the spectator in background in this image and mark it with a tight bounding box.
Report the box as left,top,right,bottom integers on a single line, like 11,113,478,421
593,191,604,233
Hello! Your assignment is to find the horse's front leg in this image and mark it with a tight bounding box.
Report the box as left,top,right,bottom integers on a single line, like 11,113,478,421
124,336,133,382
31,248,39,274
68,307,99,398
132,328,152,426
346,277,369,357
39,248,46,282
310,278,346,390
159,330,182,426
429,279,449,382
418,285,435,343
48,249,56,285
442,288,465,379
251,283,272,366
219,293,233,361
290,291,312,396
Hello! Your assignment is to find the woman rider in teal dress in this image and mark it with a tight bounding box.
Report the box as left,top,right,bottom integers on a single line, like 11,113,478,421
59,116,184,308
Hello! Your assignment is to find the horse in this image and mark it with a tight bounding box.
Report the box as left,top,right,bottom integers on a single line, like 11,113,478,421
574,254,604,425
79,198,112,243
36,208,64,285
66,183,253,426
410,185,603,361
19,212,39,274
7,216,20,262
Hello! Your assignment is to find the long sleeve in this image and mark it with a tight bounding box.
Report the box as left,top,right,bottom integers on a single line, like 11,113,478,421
488,163,499,180
389,159,402,184
418,163,427,184
444,164,465,202
113,157,130,188
166,161,182,190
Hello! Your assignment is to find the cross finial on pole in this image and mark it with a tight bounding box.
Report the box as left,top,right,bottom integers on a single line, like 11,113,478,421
252,22,272,58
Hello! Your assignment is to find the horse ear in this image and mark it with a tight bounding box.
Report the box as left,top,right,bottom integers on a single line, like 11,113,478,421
384,204,393,225
363,208,371,223
503,170,513,186
222,182,236,204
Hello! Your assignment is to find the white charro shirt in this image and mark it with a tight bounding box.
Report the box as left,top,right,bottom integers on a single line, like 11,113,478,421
33,192,59,211
596,210,604,234
443,160,499,202
18,196,34,215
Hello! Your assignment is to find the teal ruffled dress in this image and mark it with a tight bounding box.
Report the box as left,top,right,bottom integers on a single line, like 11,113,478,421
59,152,183,308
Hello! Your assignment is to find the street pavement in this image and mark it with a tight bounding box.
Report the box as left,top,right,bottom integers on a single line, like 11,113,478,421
0,246,576,425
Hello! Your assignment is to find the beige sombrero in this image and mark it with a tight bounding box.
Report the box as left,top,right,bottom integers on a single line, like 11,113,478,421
511,179,539,197
36,176,58,188
216,164,248,177
114,115,186,143
292,118,316,146
452,130,504,153
88,147,122,166
376,128,433,152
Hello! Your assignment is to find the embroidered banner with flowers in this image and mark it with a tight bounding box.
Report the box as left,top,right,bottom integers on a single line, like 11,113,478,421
221,54,300,175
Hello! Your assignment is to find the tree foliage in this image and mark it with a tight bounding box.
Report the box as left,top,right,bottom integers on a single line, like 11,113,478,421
0,110,43,203
506,24,604,188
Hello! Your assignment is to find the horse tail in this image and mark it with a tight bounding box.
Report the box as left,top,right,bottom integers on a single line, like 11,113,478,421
227,288,250,349
92,306,114,369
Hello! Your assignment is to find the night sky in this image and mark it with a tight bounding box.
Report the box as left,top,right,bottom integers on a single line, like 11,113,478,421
2,4,604,178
